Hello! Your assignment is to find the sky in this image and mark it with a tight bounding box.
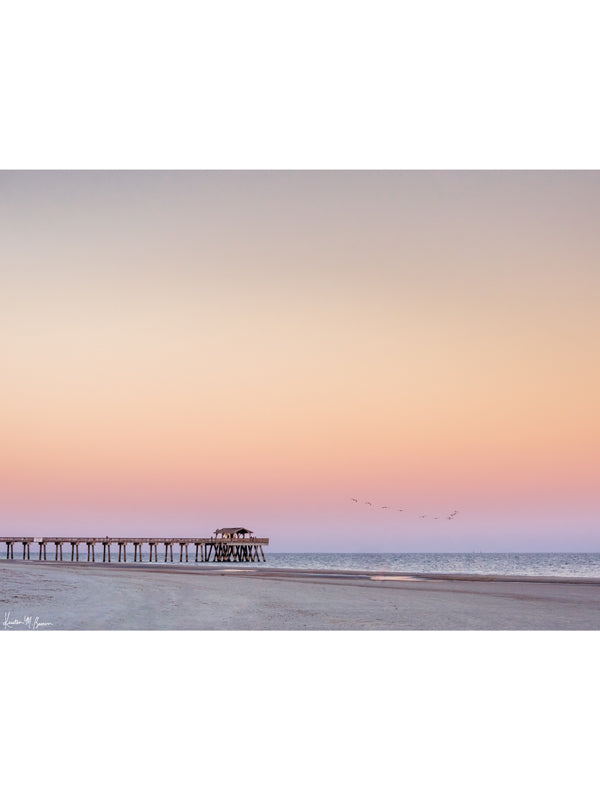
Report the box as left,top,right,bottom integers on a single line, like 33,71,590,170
1,171,599,550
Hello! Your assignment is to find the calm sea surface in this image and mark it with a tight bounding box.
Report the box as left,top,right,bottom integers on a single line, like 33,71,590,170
6,547,600,578
79,549,600,577
267,552,600,578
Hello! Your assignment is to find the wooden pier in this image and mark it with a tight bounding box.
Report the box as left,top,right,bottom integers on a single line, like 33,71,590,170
0,528,268,564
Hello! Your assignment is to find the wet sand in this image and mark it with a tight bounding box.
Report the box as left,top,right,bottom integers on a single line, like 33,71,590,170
1,560,599,630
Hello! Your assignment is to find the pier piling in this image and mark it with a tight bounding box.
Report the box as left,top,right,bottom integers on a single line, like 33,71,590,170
2,530,268,565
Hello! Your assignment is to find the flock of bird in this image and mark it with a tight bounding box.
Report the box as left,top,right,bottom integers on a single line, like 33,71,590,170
350,498,459,521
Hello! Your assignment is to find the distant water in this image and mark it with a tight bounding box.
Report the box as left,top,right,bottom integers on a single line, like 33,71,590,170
9,547,600,578
265,553,600,578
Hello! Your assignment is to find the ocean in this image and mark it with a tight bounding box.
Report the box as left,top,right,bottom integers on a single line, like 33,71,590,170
23,547,599,578
266,552,600,578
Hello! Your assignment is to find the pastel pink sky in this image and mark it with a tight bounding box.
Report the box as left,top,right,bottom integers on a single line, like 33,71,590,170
1,172,598,550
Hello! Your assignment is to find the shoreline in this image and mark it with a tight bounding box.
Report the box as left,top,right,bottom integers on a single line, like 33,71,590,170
3,558,600,585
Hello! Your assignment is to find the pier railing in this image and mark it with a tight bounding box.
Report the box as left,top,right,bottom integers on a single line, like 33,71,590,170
0,536,269,564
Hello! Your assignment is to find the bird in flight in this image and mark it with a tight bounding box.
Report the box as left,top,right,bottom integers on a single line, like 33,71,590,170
349,496,463,519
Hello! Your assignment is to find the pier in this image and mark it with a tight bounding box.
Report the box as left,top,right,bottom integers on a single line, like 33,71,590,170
0,527,268,564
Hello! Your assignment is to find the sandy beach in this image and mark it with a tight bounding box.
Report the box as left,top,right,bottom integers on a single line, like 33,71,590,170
1,560,599,630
